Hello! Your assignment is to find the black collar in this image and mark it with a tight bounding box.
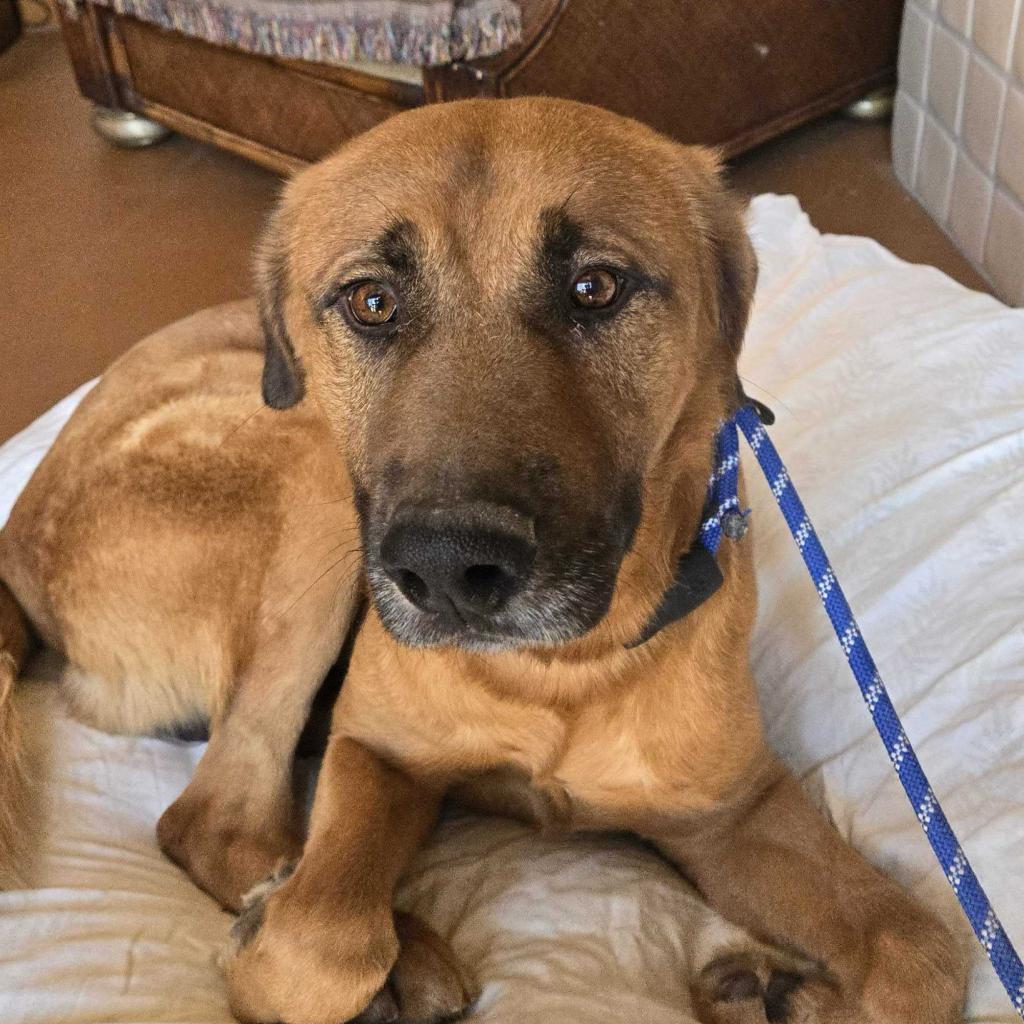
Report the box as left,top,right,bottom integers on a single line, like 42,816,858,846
624,540,724,649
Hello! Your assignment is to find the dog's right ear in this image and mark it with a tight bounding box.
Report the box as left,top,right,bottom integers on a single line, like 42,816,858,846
255,210,305,409
693,153,758,360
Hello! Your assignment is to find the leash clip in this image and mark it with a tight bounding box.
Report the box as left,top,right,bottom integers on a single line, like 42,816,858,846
721,509,750,540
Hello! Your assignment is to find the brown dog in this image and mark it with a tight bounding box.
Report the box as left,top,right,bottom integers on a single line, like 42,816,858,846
0,99,966,1024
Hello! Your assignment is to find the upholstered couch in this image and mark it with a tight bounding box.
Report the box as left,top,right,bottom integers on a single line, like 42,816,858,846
57,0,905,173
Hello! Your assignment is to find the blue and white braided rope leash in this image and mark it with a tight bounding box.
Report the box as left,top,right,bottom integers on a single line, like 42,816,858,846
698,403,1024,1017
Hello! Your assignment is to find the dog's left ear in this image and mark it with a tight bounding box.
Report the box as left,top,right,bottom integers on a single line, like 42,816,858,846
697,155,759,358
254,209,305,410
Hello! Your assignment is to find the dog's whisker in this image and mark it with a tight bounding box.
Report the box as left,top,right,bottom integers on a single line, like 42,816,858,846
217,403,265,448
360,187,398,223
291,496,356,509
308,524,361,544
282,548,363,617
330,568,365,612
558,181,586,217
311,538,364,574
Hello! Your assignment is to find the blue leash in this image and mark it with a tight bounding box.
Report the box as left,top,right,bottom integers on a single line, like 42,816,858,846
700,404,1024,1017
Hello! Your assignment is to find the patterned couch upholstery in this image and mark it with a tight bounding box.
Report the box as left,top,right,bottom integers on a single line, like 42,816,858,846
57,0,521,68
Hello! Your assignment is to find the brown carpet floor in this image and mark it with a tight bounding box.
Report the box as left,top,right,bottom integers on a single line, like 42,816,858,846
0,31,991,444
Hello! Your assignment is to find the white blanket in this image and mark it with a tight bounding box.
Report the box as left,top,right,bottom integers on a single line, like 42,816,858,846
1,194,1021,1022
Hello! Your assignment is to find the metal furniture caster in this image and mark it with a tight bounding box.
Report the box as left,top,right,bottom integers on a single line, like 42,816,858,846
91,107,173,148
843,85,895,123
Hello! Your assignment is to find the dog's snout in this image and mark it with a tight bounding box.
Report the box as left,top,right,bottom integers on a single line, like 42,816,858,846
380,503,536,621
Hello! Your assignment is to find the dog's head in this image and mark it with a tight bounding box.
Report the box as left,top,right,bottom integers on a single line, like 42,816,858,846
258,99,755,651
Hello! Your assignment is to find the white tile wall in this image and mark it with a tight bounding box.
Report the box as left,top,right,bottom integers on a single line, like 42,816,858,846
949,150,995,261
917,116,959,219
985,188,1024,298
900,2,935,102
997,83,1024,198
928,23,969,131
893,91,926,183
973,0,1017,67
941,0,973,34
894,0,1024,305
961,53,1007,169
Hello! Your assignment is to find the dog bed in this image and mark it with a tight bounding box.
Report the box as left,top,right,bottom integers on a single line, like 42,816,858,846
0,194,1021,1023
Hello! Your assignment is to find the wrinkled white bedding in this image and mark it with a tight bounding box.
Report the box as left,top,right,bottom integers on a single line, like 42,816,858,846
0,194,1021,1023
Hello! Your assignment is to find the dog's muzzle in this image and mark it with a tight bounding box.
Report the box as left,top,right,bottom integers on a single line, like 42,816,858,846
379,501,537,631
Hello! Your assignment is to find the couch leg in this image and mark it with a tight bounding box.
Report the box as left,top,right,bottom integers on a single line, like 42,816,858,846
91,107,172,148
843,85,895,123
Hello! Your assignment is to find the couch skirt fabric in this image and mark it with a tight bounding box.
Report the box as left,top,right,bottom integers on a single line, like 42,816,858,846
56,0,521,66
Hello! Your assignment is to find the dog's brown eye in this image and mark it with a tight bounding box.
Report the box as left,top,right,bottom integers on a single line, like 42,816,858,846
347,281,398,326
570,269,619,309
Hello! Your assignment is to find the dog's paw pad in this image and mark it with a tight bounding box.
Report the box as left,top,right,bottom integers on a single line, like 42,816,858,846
352,985,401,1024
701,955,765,1003
358,913,479,1024
763,971,806,1023
229,859,297,951
350,967,473,1024
693,948,836,1024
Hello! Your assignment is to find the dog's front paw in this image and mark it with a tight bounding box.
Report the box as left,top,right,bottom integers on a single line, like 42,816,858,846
224,868,477,1024
224,863,398,1024
157,792,301,912
692,947,850,1024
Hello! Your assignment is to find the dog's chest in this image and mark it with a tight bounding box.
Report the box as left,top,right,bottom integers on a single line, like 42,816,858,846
349,648,720,826
456,735,697,835
452,702,694,832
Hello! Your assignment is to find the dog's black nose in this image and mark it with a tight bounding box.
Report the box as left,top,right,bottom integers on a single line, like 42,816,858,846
380,503,536,621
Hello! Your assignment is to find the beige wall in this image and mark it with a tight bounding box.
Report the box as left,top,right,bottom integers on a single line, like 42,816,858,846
894,0,1024,305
